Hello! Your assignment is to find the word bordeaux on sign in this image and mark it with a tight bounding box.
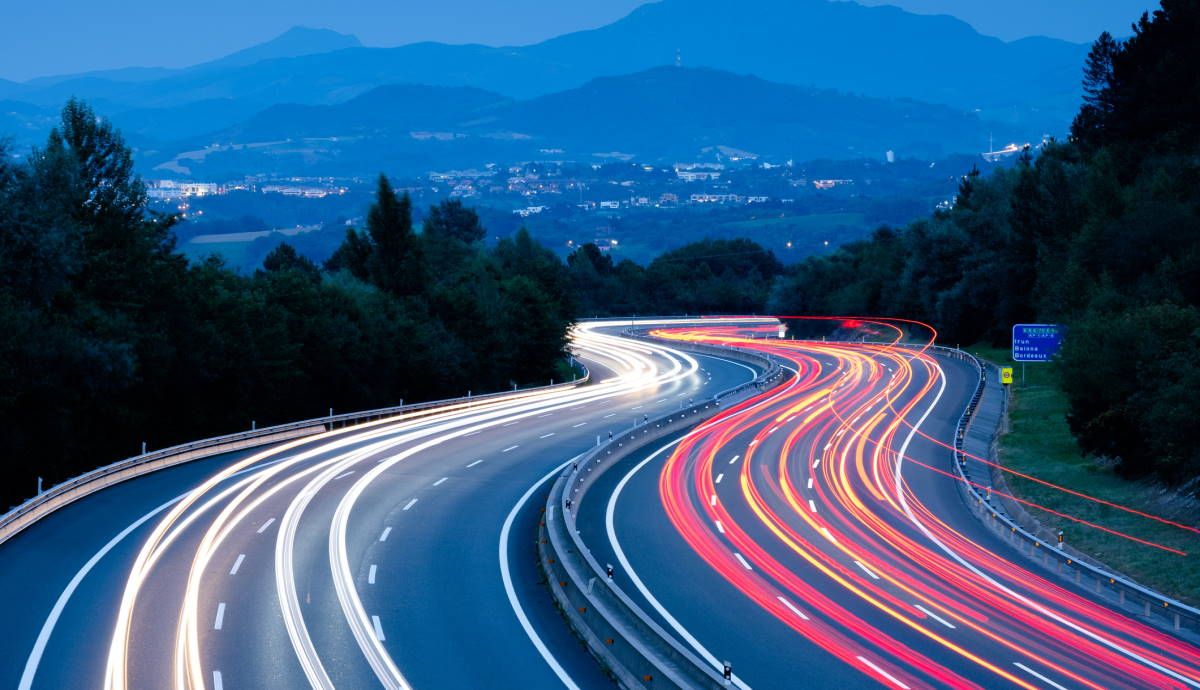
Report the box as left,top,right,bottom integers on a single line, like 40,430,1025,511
1011,323,1065,362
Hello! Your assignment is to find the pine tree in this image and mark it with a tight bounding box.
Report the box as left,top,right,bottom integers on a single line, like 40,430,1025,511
365,174,422,297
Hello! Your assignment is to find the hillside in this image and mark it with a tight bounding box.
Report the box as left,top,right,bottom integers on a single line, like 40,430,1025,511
153,66,1007,176
0,0,1086,134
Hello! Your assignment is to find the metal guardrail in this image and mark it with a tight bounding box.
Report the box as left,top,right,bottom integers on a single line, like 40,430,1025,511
543,333,1197,690
0,368,590,548
540,335,787,689
941,348,1200,636
824,339,1199,634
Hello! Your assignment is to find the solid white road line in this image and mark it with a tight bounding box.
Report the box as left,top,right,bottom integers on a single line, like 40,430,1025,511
776,596,810,621
502,445,519,452
213,602,226,630
913,604,956,629
856,656,910,690
466,459,483,468
1014,662,1069,690
379,527,392,542
500,454,584,690
368,565,377,585
20,494,181,690
402,498,418,511
433,477,449,486
734,553,753,571
229,554,245,576
256,517,276,534
371,615,385,642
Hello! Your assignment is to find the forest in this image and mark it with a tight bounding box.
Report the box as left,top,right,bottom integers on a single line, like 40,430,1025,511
0,102,573,507
769,1,1200,488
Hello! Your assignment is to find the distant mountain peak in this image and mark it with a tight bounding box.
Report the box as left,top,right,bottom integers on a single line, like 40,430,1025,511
200,26,362,70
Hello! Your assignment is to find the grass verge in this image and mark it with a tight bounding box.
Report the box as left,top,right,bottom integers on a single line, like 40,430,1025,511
969,345,1199,605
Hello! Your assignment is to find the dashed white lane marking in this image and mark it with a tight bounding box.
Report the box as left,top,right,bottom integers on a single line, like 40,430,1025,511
1014,663,1069,690
256,518,275,534
379,527,392,542
502,445,519,452
433,477,449,486
857,655,911,689
502,421,519,427
371,615,386,642
539,433,555,439
213,602,226,630
821,527,838,544
464,430,480,437
229,554,245,575
715,520,725,534
710,494,717,507
631,405,643,410
734,553,753,571
403,498,419,511
656,399,667,404
854,560,881,580
466,459,484,468
813,458,821,469
603,413,616,419
537,413,554,418
572,422,588,428
807,478,814,489
715,473,724,484
213,671,224,690
777,596,810,621
808,499,818,513
913,604,956,629
368,564,377,585
334,470,355,480
728,455,740,465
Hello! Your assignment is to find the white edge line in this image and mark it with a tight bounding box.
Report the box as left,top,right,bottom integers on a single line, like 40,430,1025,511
500,453,585,690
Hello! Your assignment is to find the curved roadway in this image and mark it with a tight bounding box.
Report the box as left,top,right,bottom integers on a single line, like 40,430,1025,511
587,323,1200,690
0,319,763,690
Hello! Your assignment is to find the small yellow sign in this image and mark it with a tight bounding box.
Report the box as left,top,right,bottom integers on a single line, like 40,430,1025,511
1001,367,1014,385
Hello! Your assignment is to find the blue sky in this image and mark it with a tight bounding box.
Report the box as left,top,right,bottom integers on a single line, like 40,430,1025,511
1,0,1158,81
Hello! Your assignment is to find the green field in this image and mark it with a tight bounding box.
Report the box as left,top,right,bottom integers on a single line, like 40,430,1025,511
971,346,1200,604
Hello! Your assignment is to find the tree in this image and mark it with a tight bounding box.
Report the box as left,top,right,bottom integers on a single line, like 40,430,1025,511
324,228,373,281
365,174,422,297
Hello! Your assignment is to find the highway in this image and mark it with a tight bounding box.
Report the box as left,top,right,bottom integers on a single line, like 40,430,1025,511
0,319,763,690
3,317,1197,690
582,321,1200,689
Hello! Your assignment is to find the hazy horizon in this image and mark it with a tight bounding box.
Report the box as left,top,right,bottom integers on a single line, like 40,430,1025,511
1,0,1157,82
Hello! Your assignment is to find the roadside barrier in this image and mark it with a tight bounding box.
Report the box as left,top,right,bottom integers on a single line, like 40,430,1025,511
0,369,589,547
540,333,786,689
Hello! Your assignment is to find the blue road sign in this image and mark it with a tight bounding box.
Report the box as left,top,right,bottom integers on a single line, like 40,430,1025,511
1012,323,1064,362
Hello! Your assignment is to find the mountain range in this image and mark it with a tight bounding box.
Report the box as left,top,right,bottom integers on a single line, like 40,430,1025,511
0,0,1090,175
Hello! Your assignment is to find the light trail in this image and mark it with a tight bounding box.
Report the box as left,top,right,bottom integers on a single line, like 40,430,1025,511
619,320,1200,689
